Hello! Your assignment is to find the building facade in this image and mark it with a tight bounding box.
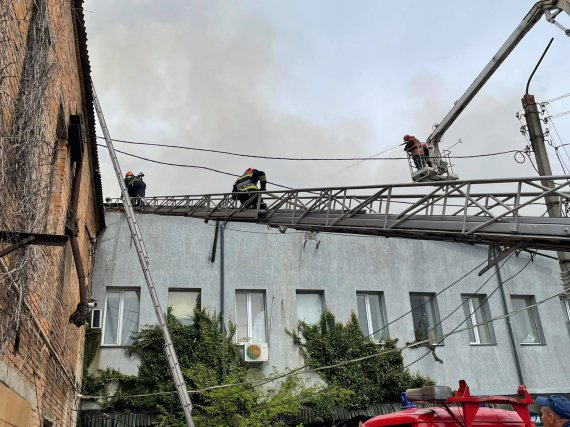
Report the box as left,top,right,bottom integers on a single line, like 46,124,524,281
89,212,570,397
0,0,103,425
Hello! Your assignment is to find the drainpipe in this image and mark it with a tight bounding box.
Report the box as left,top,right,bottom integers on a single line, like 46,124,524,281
494,259,524,385
220,222,226,334
68,157,90,326
219,222,226,379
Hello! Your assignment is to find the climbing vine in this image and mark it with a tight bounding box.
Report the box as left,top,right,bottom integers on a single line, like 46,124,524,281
0,0,59,355
290,310,434,409
83,305,327,426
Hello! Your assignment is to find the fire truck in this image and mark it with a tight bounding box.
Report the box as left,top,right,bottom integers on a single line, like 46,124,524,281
361,381,536,427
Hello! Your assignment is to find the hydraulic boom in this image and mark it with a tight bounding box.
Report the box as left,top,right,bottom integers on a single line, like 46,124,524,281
413,0,570,182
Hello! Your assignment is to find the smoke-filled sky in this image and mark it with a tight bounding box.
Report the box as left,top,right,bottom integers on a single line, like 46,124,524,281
84,1,570,198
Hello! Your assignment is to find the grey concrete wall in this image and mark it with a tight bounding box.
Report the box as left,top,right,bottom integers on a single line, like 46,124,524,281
90,212,570,395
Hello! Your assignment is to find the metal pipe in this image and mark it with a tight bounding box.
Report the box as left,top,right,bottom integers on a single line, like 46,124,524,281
525,38,554,94
220,222,226,334
494,254,525,386
209,221,219,263
68,159,88,306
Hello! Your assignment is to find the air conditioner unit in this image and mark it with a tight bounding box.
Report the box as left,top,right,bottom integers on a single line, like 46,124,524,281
90,308,103,329
243,343,269,362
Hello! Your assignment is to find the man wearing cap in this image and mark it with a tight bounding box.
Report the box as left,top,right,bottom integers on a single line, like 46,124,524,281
537,395,570,427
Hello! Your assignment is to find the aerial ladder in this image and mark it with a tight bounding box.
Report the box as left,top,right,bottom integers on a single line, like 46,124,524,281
409,0,570,183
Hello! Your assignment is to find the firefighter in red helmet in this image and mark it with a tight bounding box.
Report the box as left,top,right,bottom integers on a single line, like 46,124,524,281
232,168,267,209
124,170,146,207
402,135,425,169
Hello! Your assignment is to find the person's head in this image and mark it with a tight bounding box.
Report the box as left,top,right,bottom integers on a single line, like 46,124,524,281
125,171,134,178
244,168,255,174
537,395,570,427
403,135,413,142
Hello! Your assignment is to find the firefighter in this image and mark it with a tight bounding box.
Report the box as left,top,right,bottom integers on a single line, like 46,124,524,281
125,171,146,207
536,396,570,427
402,135,425,169
232,168,267,209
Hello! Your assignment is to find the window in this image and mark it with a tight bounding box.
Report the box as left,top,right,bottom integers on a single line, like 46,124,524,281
168,289,200,324
235,291,266,343
561,297,570,337
461,294,495,345
296,292,323,324
409,293,442,344
103,289,140,346
357,292,388,342
511,295,544,344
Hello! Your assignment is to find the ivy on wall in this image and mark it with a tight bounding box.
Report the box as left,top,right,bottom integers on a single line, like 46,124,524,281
290,310,434,409
83,305,435,425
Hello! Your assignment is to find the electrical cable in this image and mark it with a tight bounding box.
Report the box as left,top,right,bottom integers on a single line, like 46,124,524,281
363,258,487,341
95,143,294,190
548,110,570,120
544,92,570,104
544,105,570,170
403,254,533,369
96,136,519,161
78,290,563,402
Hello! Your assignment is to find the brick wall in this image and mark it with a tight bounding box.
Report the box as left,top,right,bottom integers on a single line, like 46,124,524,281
0,0,103,425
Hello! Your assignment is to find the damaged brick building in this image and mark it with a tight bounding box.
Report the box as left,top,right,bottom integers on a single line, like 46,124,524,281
0,0,103,425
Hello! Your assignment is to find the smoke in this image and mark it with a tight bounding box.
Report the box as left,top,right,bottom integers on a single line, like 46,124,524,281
86,1,570,198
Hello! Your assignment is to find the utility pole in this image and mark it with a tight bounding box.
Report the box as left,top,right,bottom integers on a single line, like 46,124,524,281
92,84,195,427
522,38,570,298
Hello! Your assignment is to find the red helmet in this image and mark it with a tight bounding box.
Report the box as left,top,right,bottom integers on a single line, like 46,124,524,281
403,135,413,142
125,171,134,177
244,168,255,174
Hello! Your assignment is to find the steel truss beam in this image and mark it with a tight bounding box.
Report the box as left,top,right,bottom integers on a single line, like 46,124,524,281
105,175,570,252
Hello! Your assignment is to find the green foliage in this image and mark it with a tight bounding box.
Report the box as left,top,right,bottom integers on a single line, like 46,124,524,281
83,303,316,426
404,314,444,364
290,310,434,409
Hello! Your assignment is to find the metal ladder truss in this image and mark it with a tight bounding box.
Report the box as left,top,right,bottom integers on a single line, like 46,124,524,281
108,175,570,252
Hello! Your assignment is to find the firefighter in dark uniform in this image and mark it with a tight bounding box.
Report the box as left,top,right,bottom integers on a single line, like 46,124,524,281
125,171,146,207
232,168,267,209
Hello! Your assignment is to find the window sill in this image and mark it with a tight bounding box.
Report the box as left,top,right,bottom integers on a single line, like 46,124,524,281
469,343,496,346
100,345,131,348
519,342,545,346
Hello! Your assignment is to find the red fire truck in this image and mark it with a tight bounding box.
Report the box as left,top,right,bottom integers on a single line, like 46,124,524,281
361,380,535,427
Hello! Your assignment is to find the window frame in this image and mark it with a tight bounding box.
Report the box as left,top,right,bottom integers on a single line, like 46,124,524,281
102,288,140,347
409,292,443,345
461,294,496,346
167,288,200,324
356,291,389,342
510,295,546,345
295,290,324,325
235,290,267,344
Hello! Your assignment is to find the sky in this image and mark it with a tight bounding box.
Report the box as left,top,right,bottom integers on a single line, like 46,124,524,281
84,0,570,198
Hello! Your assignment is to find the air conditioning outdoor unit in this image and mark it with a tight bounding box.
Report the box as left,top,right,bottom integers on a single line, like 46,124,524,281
243,343,269,362
90,308,103,329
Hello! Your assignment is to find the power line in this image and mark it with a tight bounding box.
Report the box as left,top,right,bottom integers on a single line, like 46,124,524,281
363,258,487,341
544,105,570,171
544,92,570,104
78,290,563,402
548,110,570,119
96,136,519,161
95,143,294,190
403,254,533,369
